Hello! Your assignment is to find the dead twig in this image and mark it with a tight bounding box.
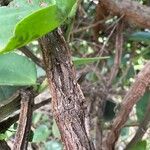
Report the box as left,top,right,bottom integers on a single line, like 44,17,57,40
13,89,34,150
100,0,150,28
93,15,124,73
0,98,51,133
71,20,106,34
108,21,124,86
125,90,150,150
103,61,150,150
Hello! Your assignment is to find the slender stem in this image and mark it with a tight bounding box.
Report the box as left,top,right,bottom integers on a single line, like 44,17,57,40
104,62,150,150
19,46,44,69
13,89,34,150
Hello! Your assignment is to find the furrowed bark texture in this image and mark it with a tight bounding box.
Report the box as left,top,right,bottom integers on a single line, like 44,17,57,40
103,62,150,150
125,95,150,150
100,0,150,28
39,29,94,150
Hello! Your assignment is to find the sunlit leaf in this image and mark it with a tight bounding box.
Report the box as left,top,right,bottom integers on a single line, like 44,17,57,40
0,0,76,53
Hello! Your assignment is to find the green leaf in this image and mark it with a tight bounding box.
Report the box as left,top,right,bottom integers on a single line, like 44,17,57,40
129,140,147,150
32,124,50,143
45,141,62,150
129,32,150,43
32,112,42,125
142,49,150,60
68,2,77,18
0,0,76,53
72,56,109,66
0,133,6,140
120,127,129,140
147,139,150,150
0,53,37,85
86,72,98,82
0,86,20,102
52,119,61,139
136,91,150,121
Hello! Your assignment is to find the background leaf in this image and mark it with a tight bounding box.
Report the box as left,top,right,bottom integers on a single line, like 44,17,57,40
0,53,37,85
142,49,150,60
73,56,109,66
136,91,150,122
129,140,147,150
129,32,150,43
32,124,50,143
0,86,20,103
0,133,7,140
45,140,62,150
52,119,61,139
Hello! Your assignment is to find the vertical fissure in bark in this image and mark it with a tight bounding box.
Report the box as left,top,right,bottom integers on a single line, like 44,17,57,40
39,29,94,150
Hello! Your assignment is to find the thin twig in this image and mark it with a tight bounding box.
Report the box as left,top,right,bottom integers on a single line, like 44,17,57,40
19,46,44,69
94,15,124,73
13,89,34,150
103,61,150,150
105,121,140,130
108,21,124,86
71,20,106,34
125,91,150,150
0,98,51,133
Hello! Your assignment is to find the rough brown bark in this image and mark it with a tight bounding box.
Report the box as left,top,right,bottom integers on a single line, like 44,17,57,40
103,62,150,150
125,92,150,150
100,0,150,28
39,29,94,150
13,89,34,150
